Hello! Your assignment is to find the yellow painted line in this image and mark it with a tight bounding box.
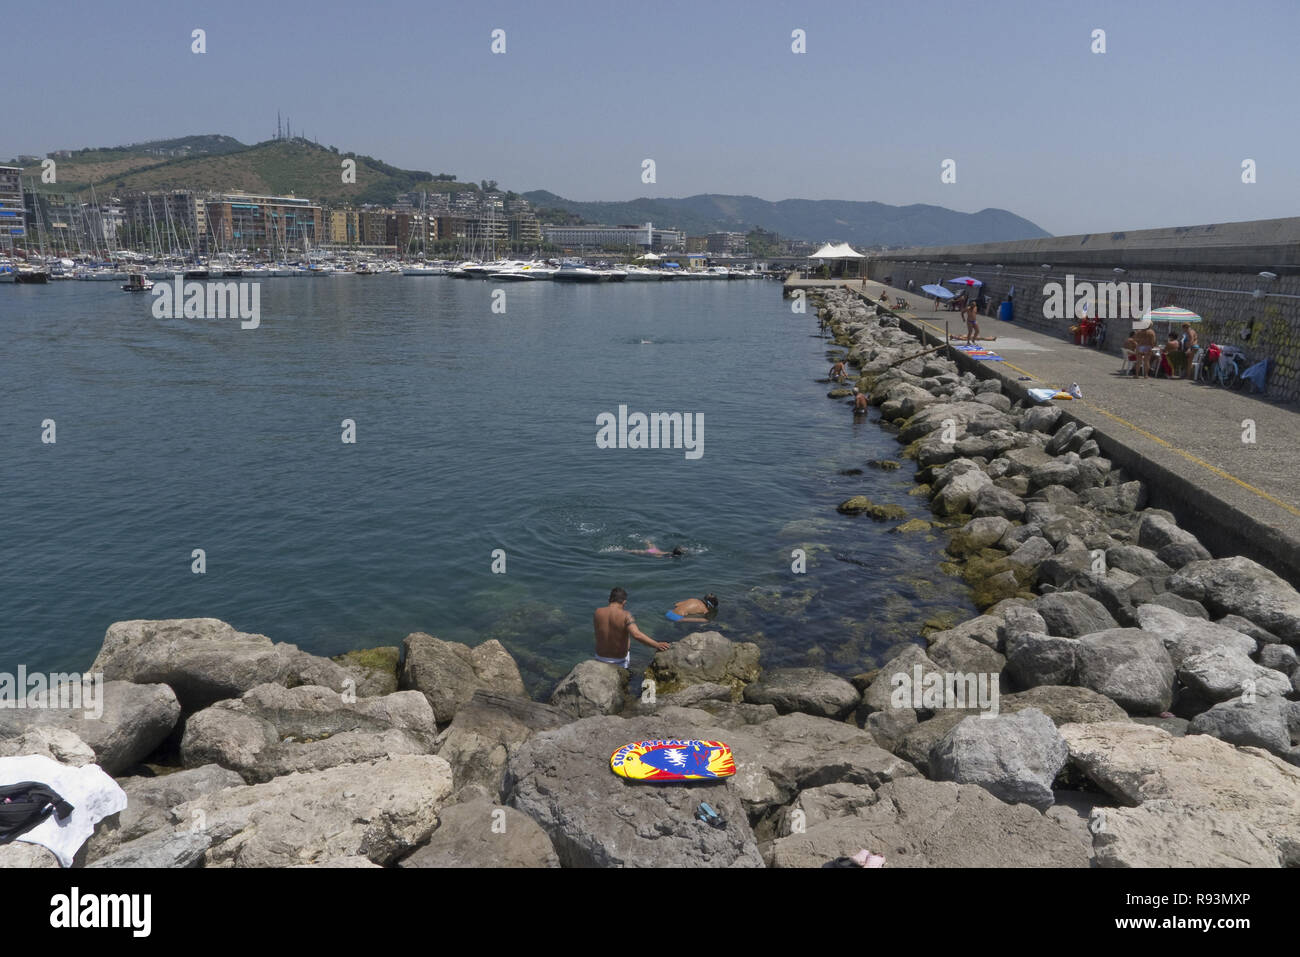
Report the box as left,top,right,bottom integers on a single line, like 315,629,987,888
903,316,1300,520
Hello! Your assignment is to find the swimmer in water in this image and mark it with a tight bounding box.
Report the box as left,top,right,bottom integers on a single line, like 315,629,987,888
852,387,869,413
665,594,718,623
620,541,686,558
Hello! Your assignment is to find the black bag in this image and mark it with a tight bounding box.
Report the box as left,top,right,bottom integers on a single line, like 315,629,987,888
0,782,75,844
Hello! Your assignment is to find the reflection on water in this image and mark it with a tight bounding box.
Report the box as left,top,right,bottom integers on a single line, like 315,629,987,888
0,280,975,689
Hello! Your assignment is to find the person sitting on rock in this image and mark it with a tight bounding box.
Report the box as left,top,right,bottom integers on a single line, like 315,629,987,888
595,587,669,668
665,594,719,623
829,360,847,383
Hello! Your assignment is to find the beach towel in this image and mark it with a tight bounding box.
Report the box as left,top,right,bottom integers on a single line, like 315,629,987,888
1027,388,1077,403
0,755,127,867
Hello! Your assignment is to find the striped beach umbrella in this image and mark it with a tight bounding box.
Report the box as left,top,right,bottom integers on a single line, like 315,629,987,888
1141,305,1202,324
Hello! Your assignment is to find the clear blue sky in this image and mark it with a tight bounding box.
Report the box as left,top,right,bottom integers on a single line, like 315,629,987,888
6,0,1298,235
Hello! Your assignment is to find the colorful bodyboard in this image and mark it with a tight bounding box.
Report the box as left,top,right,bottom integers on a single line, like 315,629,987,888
610,739,735,781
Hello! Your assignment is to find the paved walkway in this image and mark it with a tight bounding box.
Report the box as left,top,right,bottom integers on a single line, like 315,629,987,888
824,279,1300,582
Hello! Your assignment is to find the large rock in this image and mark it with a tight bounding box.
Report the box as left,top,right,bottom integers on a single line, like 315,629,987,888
971,485,1027,521
768,776,1089,868
932,709,1068,810
549,660,629,718
1005,632,1080,689
179,684,438,782
1034,592,1118,638
0,727,95,767
899,402,1016,444
1089,800,1282,867
88,829,211,869
436,690,570,795
90,619,355,715
331,647,400,697
398,799,559,868
932,469,993,517
85,764,245,863
742,668,860,720
1060,721,1300,866
1000,686,1129,726
173,754,455,867
0,681,179,775
1178,649,1292,703
644,631,761,698
1074,629,1175,715
861,644,941,714
1106,545,1172,579
503,712,764,867
400,634,526,723
1021,405,1063,433
1133,604,1257,667
1187,695,1297,756
1170,556,1300,645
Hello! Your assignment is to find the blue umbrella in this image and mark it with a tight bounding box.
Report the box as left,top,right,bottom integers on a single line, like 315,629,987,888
922,284,954,298
945,276,983,287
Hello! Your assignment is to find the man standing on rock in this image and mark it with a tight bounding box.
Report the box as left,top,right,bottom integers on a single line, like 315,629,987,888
594,587,669,668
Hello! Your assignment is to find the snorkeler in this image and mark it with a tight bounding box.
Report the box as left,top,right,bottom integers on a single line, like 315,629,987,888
665,594,718,623
621,541,686,558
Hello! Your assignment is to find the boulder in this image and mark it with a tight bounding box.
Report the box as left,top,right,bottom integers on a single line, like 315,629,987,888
1105,545,1172,579
1187,695,1296,755
999,686,1129,726
436,690,571,795
1043,421,1078,455
926,631,1006,678
972,485,1027,521
549,660,629,718
1133,604,1258,667
1135,513,1203,554
0,727,95,767
931,709,1069,811
331,647,400,697
1005,633,1080,689
931,469,993,517
1170,556,1300,645
1260,644,1299,677
861,644,941,714
1034,592,1118,638
928,614,1004,651
502,713,763,867
1021,405,1063,433
768,776,1089,868
950,516,1013,555
644,631,761,697
1090,800,1282,867
742,668,860,720
899,402,1016,444
85,764,244,863
1216,614,1282,645
400,634,527,723
179,684,438,782
90,618,354,715
1074,629,1175,715
0,681,179,775
173,754,455,867
1060,721,1300,866
398,799,559,868
88,829,211,869
1178,649,1292,703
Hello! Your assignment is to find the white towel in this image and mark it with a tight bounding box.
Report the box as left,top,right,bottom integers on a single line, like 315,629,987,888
1,754,127,867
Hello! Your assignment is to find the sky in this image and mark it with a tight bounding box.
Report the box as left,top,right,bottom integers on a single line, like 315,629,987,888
5,0,1298,236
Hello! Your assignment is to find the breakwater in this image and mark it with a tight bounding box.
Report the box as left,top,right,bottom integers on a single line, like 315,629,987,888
868,216,1300,402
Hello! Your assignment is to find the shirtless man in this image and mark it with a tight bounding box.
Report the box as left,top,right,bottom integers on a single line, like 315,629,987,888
665,594,719,624
852,387,869,412
1132,318,1158,378
829,360,848,383
620,542,685,558
594,588,669,668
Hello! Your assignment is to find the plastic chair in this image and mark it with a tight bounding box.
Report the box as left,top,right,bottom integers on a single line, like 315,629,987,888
1119,353,1137,376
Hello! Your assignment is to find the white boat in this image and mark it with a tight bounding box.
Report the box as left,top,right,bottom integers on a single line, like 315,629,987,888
623,266,662,281
0,262,14,283
401,263,447,276
552,263,606,283
705,266,731,279
122,272,154,292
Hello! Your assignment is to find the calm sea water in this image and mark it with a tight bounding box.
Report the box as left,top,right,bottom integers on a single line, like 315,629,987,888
0,277,973,695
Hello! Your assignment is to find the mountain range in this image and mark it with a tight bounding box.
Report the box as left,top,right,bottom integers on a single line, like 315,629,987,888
12,135,1051,244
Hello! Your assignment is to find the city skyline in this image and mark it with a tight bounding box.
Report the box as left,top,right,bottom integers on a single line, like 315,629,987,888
5,0,1299,238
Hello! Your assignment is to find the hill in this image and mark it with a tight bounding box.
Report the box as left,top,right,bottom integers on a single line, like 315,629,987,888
22,138,472,206
522,191,1051,245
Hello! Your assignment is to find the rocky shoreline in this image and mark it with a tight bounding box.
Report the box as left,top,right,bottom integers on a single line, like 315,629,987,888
2,286,1298,868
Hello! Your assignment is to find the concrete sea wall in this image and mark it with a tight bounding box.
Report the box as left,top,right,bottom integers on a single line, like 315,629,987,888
868,217,1300,402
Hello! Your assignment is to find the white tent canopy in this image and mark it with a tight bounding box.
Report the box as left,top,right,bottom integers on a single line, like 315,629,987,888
809,242,865,259
637,252,662,260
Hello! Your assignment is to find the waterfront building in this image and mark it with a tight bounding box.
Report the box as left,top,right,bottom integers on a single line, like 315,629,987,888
541,222,684,251
122,190,209,254
0,166,26,242
328,207,362,245
205,191,322,252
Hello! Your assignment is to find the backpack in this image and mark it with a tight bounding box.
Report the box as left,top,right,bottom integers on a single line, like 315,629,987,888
0,782,75,844
1205,343,1221,362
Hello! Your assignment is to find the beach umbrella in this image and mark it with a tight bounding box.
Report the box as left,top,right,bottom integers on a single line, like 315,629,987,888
945,276,983,286
1140,305,1202,324
922,283,954,298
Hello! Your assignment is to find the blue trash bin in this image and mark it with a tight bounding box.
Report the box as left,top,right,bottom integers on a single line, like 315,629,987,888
998,301,1014,322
